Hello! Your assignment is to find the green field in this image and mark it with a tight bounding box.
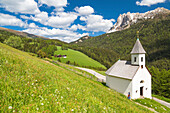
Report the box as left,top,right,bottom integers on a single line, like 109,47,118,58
53,46,107,70
0,43,151,112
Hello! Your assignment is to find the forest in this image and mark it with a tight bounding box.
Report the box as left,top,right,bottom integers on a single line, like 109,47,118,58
0,30,67,59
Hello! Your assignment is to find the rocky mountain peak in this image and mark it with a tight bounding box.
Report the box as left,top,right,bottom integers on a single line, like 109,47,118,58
107,7,170,33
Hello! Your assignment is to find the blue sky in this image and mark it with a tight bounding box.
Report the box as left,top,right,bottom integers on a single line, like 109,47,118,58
0,0,169,42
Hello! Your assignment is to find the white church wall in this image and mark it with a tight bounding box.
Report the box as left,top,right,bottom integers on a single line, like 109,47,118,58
106,75,132,96
132,67,152,99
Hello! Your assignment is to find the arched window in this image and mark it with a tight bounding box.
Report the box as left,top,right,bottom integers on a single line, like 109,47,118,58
140,80,144,83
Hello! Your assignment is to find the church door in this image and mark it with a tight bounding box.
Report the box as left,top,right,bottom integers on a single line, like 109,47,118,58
140,87,143,96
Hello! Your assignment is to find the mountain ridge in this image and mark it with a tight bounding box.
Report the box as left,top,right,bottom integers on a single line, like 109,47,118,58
108,7,170,33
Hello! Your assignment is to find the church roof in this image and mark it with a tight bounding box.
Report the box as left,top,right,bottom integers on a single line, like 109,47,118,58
131,38,146,54
105,60,139,80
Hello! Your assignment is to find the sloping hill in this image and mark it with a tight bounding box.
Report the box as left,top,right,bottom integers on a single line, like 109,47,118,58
0,43,151,112
0,27,49,40
53,46,106,70
71,13,170,70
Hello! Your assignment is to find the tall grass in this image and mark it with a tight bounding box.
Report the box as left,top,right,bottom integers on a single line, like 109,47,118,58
0,43,151,112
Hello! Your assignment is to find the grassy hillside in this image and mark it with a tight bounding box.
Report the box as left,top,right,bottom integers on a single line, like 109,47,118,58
0,43,151,112
53,46,106,70
71,13,170,70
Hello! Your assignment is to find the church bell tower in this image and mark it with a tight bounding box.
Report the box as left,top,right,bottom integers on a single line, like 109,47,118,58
130,38,146,67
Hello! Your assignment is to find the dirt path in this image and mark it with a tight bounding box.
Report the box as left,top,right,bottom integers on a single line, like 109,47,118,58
153,97,170,108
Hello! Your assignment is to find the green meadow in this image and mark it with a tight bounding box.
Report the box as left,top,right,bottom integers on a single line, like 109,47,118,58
53,46,107,70
0,43,151,112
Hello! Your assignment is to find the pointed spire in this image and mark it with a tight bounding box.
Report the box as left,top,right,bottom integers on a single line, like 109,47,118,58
131,38,146,54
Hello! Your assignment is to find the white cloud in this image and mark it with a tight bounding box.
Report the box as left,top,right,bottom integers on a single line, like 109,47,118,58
136,0,166,6
70,24,86,31
33,11,49,24
28,23,39,28
45,12,78,28
0,0,40,14
79,15,115,32
23,27,88,43
0,13,27,27
38,0,67,7
75,6,94,15
28,11,77,28
20,15,31,20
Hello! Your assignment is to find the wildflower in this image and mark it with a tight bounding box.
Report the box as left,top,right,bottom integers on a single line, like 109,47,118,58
37,108,39,110
31,94,34,96
104,107,106,110
61,96,63,99
8,106,12,109
71,109,74,111
151,105,152,107
155,107,157,109
41,103,44,105
35,80,37,82
32,83,34,85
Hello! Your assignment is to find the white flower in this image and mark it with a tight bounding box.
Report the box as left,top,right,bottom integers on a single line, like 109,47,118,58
8,106,12,109
37,108,39,110
104,107,106,110
41,103,44,105
151,105,152,107
32,83,34,85
155,107,157,109
31,94,34,96
61,96,63,99
71,109,74,111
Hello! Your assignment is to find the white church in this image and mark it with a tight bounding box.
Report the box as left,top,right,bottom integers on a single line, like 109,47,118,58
106,38,152,99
